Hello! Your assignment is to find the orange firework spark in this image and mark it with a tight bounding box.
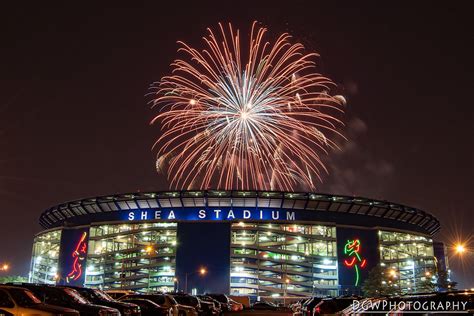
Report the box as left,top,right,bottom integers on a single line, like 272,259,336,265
151,22,346,191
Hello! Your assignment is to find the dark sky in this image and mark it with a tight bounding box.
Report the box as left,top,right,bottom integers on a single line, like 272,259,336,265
1,2,472,287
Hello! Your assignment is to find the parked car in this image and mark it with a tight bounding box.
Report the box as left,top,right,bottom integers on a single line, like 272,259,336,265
197,298,219,316
229,299,244,312
229,298,243,311
0,285,79,316
170,293,214,316
119,298,173,316
196,295,222,315
313,297,358,315
105,290,136,300
7,283,120,316
290,297,311,314
228,295,250,309
298,297,323,316
205,294,231,312
65,286,141,316
252,301,278,310
121,294,197,316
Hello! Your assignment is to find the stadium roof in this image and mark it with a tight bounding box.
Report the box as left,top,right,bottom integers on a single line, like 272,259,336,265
39,190,440,235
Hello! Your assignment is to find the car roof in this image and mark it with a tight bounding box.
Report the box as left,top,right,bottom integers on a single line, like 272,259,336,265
122,298,157,302
0,285,32,290
6,283,56,288
123,298,161,306
63,285,90,290
125,293,166,297
169,293,191,296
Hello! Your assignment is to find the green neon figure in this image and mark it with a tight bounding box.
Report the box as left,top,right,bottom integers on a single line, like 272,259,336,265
343,239,367,286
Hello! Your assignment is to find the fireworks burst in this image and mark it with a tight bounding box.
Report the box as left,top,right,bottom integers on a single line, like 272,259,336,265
151,22,346,191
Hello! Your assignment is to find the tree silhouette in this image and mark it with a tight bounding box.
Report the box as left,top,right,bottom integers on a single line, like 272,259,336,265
435,270,457,291
0,275,28,284
362,266,398,297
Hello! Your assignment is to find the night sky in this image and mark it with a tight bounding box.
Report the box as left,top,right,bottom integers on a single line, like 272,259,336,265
1,2,472,287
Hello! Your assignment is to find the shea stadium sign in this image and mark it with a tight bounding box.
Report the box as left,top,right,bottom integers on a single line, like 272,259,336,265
38,191,441,236
124,207,298,222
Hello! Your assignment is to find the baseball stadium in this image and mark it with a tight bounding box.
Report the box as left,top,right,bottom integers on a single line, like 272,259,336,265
29,190,441,298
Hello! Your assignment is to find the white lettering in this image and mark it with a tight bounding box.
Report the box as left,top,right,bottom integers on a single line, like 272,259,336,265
352,300,359,311
436,301,444,311
286,211,295,221
452,301,460,310
371,300,381,310
389,301,397,310
398,301,406,311
127,209,304,222
413,301,421,310
271,211,280,220
344,299,468,312
361,300,370,310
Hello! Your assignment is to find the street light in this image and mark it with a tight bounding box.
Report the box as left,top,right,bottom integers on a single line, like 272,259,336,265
386,268,401,289
455,244,466,254
185,267,207,294
173,277,179,291
1,264,9,271
283,278,290,306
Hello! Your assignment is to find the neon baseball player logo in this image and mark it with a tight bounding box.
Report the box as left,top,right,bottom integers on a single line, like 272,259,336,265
343,239,367,286
66,232,88,283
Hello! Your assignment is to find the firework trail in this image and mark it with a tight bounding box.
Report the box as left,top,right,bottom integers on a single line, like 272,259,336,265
151,22,346,191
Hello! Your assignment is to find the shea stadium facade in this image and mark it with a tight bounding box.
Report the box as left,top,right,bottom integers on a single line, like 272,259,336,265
29,190,442,298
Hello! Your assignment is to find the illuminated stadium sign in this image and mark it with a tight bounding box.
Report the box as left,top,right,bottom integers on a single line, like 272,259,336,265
124,208,297,221
57,228,90,286
38,191,441,237
343,239,367,286
337,227,378,290
66,231,88,283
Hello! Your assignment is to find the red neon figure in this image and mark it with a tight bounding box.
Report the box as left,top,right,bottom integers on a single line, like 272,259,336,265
343,239,367,286
66,232,88,283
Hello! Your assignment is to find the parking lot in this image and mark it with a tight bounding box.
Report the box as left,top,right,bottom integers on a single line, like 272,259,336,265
224,310,292,316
